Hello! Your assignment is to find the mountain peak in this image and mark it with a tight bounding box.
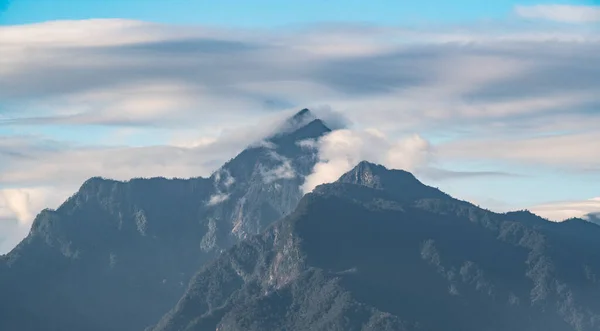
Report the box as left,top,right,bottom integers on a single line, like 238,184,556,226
282,108,318,131
336,161,449,200
292,108,312,120
267,108,330,146
338,161,416,188
338,161,387,189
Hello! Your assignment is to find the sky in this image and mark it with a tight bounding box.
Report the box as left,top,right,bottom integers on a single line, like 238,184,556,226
1,0,600,252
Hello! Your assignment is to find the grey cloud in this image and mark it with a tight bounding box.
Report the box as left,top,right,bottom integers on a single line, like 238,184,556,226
419,167,523,181
0,138,227,187
112,38,263,54
0,149,34,160
531,197,600,221
585,212,600,225
3,21,600,129
465,44,600,102
436,131,600,172
310,50,437,94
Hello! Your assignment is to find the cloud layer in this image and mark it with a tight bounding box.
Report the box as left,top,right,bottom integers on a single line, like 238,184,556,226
531,197,600,221
515,5,600,23
2,19,600,130
1,17,600,252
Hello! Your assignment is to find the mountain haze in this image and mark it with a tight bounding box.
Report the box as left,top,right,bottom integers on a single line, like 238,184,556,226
151,162,600,331
0,109,330,331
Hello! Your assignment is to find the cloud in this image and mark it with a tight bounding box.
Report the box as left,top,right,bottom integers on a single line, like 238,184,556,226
2,19,600,130
302,129,432,193
437,132,600,172
1,18,600,251
296,139,319,150
0,186,69,253
206,193,230,206
0,141,223,187
515,5,600,23
262,162,296,183
421,168,521,181
206,169,235,206
530,197,600,221
0,187,68,224
585,212,600,225
213,168,236,188
0,189,36,224
301,126,527,193
261,152,297,184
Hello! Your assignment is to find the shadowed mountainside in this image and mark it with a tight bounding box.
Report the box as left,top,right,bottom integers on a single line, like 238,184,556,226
0,109,330,331
151,162,600,331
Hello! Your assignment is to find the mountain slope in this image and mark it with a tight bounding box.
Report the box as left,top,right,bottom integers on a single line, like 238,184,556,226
152,162,600,331
0,109,330,331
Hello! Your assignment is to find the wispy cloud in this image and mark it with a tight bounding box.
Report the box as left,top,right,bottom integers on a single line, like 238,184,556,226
515,5,600,23
530,197,600,221
437,132,600,172
207,193,230,206
261,152,297,183
2,19,599,129
421,168,522,181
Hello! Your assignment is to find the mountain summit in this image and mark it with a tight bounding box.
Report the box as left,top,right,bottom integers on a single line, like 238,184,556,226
315,161,450,202
0,109,330,331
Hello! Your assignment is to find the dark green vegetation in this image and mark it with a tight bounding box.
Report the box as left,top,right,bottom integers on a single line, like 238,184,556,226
151,162,600,331
0,110,330,331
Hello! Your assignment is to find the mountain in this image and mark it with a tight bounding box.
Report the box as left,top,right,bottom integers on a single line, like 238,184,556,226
0,109,330,331
151,162,600,331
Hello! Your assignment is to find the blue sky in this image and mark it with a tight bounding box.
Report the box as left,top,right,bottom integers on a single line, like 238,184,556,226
1,0,597,26
1,0,600,252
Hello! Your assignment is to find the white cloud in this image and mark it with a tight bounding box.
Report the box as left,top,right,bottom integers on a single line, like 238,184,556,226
223,173,236,188
260,151,297,184
0,187,70,253
437,132,600,171
530,197,600,221
213,168,236,188
262,162,296,183
0,187,67,225
206,193,230,206
302,129,432,193
515,5,600,23
206,171,233,206
296,139,319,150
1,19,159,46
